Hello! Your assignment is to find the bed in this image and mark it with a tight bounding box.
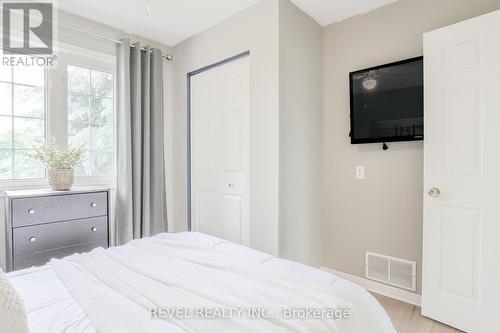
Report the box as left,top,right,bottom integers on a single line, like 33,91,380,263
6,232,396,333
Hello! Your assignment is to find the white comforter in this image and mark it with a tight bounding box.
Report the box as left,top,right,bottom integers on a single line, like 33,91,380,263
14,232,396,333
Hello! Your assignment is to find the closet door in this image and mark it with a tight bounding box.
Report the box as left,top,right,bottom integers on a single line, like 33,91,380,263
423,10,500,332
190,56,250,245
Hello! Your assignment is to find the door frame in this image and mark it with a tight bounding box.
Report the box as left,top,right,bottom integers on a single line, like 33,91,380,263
187,51,250,231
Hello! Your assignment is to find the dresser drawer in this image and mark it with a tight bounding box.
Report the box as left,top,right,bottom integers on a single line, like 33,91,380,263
13,240,107,271
13,216,108,257
11,192,108,227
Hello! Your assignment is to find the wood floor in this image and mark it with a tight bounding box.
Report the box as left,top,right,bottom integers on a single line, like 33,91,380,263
373,293,464,333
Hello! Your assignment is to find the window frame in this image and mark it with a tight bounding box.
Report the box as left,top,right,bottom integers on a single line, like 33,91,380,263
0,42,117,189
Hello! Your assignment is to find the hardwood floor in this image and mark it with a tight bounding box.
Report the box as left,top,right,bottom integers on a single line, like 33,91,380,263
373,293,464,333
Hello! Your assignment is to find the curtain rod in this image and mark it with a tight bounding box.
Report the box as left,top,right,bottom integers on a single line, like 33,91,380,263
54,18,174,61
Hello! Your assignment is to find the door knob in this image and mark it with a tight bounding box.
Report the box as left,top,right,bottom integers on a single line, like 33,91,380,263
29,237,36,243
428,187,441,198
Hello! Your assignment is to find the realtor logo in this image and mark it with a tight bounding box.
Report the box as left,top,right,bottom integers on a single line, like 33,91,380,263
2,2,53,54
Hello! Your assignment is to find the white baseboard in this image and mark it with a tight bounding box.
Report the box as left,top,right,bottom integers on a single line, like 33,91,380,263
321,267,421,307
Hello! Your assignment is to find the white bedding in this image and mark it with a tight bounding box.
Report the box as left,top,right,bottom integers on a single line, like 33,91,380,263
8,232,396,333
8,266,95,333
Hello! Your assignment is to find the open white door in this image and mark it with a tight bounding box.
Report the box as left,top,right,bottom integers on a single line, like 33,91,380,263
190,56,250,246
423,10,500,332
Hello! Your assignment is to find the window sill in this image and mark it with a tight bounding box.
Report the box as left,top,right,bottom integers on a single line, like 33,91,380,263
0,179,49,191
0,178,116,197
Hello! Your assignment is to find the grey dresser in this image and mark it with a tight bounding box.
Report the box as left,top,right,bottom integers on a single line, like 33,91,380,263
4,188,110,272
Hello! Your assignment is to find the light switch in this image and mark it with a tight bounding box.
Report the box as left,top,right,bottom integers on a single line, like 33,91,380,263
355,166,365,179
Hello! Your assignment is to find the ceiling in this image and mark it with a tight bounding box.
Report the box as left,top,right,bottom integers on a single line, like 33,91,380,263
57,0,398,46
291,0,398,27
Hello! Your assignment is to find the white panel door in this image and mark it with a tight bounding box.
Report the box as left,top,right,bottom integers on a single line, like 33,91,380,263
423,10,500,332
190,56,250,245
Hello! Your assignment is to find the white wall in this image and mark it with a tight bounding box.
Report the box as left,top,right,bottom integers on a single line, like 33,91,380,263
172,0,281,255
278,0,323,266
0,9,174,271
322,0,500,293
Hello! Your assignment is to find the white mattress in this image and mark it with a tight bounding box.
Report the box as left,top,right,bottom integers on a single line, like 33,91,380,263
7,232,393,333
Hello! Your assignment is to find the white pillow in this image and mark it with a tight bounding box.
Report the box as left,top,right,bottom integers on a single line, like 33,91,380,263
0,268,29,333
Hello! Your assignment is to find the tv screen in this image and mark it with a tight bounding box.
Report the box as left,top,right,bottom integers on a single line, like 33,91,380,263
349,56,423,144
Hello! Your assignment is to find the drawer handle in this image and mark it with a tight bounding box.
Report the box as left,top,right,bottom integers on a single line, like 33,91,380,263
28,209,35,214
91,227,97,232
29,237,36,243
91,202,97,208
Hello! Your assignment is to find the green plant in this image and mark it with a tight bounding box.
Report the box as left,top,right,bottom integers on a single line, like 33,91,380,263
26,137,85,170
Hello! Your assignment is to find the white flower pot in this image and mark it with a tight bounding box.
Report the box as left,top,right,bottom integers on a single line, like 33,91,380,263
48,169,75,191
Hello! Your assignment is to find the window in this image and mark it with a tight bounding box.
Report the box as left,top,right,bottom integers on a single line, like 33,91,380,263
0,64,46,180
0,44,116,186
67,65,114,179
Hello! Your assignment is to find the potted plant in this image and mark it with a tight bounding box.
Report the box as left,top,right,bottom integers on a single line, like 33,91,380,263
27,138,85,191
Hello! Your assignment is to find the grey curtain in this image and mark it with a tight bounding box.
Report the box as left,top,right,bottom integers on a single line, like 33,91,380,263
115,39,168,245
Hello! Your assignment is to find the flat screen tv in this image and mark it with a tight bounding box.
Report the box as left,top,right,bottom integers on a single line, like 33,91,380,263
349,56,423,144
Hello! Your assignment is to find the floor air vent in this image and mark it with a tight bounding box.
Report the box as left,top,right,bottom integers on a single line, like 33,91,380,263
365,252,416,291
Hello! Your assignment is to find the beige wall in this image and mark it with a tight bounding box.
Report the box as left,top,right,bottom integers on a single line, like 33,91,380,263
323,0,500,293
172,0,323,262
172,0,281,255
56,10,173,56
278,0,323,266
